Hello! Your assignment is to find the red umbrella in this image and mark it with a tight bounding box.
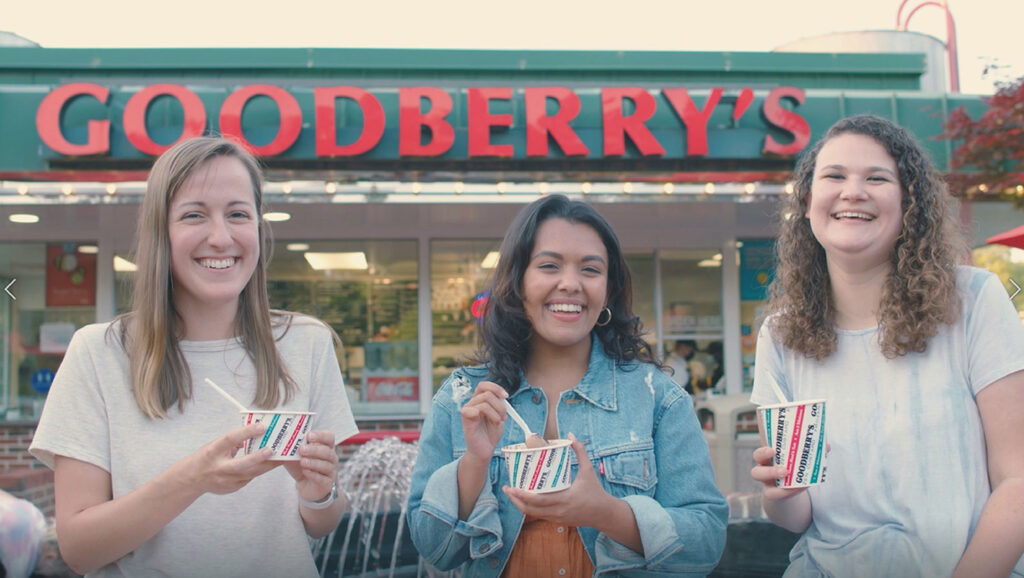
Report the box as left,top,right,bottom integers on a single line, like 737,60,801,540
986,224,1024,250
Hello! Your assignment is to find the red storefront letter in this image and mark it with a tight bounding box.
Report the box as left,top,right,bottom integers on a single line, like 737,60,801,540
123,84,206,156
524,87,588,157
662,88,722,156
220,85,301,157
314,86,385,156
602,88,665,156
399,87,454,156
762,87,811,156
36,83,111,156
467,88,514,157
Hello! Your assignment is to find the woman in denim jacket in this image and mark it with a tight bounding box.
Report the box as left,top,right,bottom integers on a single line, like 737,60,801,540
407,195,727,577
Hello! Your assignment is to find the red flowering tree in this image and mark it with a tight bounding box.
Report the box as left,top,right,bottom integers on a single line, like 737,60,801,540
941,77,1024,207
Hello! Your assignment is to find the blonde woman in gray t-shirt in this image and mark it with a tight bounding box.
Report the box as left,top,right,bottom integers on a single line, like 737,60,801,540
30,137,358,577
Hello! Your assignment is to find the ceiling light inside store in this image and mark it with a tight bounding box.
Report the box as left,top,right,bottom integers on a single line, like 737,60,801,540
9,213,39,224
263,212,291,222
496,182,507,194
286,243,310,252
622,182,633,194
78,245,99,254
282,184,293,195
114,256,137,272
662,183,674,194
16,184,29,195
538,182,549,194
454,182,465,194
61,184,74,196
304,252,368,270
411,182,422,194
784,182,795,195
581,182,592,194
481,251,500,269
325,182,337,194
105,184,117,195
744,183,756,194
698,258,721,268
704,183,715,195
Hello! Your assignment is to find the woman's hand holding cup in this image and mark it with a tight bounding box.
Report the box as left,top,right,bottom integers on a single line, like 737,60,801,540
177,422,278,496
751,446,809,501
285,430,339,505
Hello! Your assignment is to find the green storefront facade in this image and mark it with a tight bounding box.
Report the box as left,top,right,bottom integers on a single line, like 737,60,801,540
0,45,990,427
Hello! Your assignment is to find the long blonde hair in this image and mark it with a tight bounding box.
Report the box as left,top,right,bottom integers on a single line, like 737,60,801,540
767,115,964,360
117,136,297,418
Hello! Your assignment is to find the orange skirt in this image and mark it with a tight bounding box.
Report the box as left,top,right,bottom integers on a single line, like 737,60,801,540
501,517,594,578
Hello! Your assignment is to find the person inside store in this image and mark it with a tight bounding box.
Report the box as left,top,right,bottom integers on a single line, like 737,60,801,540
407,194,727,577
749,114,1024,577
29,136,359,577
665,339,696,392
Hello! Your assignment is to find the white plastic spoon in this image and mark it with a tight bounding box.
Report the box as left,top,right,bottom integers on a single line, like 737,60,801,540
503,399,548,448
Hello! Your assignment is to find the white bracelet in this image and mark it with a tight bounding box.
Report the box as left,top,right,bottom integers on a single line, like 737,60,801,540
298,481,338,510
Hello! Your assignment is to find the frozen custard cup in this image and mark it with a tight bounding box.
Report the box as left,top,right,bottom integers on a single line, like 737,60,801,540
757,399,827,488
242,410,314,461
502,438,573,493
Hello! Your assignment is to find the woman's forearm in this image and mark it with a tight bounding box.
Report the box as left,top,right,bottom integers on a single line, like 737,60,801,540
457,454,489,520
762,490,812,534
55,458,203,574
953,477,1024,578
299,491,349,539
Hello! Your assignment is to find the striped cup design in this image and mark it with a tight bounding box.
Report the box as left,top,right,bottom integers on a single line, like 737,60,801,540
502,439,573,493
758,400,827,488
242,411,315,461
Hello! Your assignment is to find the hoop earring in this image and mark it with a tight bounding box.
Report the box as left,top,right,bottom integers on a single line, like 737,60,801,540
595,307,612,327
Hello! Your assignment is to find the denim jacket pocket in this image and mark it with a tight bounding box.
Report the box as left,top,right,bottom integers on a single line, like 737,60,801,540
600,446,658,495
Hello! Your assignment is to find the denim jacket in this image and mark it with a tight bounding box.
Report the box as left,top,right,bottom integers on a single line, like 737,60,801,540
406,339,728,577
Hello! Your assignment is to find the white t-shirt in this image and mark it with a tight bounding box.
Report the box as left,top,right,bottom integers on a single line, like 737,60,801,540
30,316,359,578
752,266,1024,578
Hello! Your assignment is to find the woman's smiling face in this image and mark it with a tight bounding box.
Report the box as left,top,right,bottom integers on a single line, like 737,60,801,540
521,218,609,356
805,132,905,268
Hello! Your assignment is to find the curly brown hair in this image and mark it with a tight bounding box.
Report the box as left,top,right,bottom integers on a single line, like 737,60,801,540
767,115,966,360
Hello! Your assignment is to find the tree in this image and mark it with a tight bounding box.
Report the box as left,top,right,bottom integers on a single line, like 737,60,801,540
941,76,1024,207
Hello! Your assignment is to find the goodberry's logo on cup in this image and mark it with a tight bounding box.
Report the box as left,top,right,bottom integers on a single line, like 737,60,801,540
758,399,827,489
242,410,315,461
502,439,572,493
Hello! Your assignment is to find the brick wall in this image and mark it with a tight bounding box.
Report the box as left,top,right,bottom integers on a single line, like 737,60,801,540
0,423,44,472
0,423,53,516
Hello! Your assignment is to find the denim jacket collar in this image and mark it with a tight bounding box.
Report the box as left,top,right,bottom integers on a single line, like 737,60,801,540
514,335,618,411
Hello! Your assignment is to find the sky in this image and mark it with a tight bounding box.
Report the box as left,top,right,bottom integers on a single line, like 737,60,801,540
4,0,1022,95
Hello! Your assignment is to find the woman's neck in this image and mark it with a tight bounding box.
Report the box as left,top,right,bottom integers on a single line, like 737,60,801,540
175,301,239,341
826,257,891,330
524,336,592,395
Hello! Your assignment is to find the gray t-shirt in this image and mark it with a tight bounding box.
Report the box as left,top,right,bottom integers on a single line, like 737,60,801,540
30,316,358,577
752,266,1024,577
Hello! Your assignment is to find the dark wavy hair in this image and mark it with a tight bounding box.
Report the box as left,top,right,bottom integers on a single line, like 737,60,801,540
471,194,659,393
767,114,965,360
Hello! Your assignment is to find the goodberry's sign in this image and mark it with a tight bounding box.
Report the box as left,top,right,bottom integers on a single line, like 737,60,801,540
36,83,810,160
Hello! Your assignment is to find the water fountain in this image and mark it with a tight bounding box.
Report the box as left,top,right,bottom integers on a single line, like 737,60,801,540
313,437,459,578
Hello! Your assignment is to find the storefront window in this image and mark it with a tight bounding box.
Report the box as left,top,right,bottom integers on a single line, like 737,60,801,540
739,240,776,391
267,241,419,416
1,242,97,421
625,253,656,341
431,240,501,390
659,250,724,391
